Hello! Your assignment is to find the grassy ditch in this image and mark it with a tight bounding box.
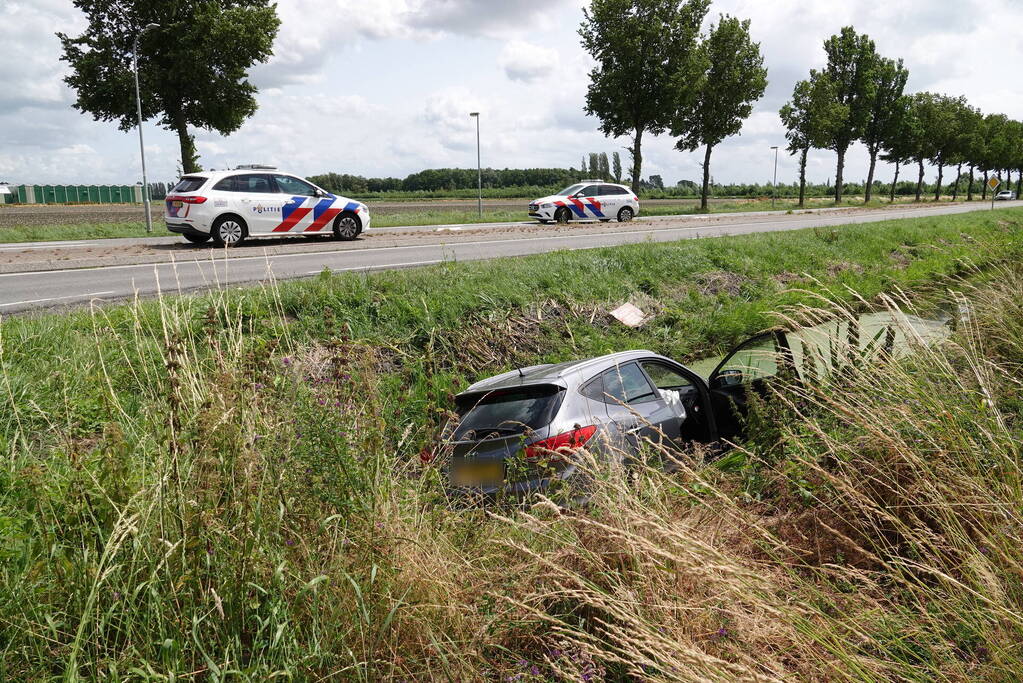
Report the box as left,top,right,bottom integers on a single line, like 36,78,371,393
1,209,1022,678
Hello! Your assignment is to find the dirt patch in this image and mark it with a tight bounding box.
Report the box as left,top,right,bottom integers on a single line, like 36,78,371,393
773,271,805,286
889,250,912,270
826,261,865,277
697,270,750,297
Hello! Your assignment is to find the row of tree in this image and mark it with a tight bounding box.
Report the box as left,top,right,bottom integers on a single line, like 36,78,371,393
781,26,1023,207
580,0,767,209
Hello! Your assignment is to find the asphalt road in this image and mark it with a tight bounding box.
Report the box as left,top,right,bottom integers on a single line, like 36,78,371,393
0,201,1016,314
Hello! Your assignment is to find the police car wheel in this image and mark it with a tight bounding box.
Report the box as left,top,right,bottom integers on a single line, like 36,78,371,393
183,233,211,244
333,212,361,241
212,216,246,246
554,207,571,224
617,207,634,223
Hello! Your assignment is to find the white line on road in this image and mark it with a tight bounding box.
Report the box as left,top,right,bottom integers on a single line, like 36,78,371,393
0,203,994,281
0,242,103,251
307,259,444,275
0,291,115,308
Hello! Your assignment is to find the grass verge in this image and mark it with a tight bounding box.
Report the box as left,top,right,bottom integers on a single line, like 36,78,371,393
0,208,1022,678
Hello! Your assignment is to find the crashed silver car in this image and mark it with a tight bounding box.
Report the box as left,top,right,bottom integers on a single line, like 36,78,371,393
427,310,951,500
428,333,791,499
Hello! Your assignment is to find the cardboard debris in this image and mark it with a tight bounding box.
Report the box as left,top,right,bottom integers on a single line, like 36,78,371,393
610,302,647,328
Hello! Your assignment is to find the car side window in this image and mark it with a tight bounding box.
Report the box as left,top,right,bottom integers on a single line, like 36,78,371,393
274,174,318,196
712,335,781,388
583,363,658,405
640,362,693,391
608,185,629,196
579,185,600,197
214,174,274,193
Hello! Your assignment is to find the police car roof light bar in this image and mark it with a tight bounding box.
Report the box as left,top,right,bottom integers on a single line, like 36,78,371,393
235,164,278,170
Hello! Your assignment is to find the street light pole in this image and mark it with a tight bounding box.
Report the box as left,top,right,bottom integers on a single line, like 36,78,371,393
133,22,160,234
469,112,481,219
770,146,779,209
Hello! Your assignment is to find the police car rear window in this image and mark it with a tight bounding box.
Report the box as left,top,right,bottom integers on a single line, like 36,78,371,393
171,177,206,193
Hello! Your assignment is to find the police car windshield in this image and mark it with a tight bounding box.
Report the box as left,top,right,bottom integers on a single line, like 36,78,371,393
557,184,585,197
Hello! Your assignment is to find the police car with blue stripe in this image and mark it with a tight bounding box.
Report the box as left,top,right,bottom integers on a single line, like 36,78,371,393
528,180,639,225
164,165,370,246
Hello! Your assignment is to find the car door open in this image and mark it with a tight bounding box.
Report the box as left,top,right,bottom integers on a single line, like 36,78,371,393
707,331,794,443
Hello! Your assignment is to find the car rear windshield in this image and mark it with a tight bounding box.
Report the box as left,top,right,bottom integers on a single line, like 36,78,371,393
171,176,206,193
450,385,565,440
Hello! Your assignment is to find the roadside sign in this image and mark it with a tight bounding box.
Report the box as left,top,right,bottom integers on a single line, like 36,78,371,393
988,176,1001,190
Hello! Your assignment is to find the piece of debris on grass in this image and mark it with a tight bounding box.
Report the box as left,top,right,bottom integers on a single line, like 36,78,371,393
609,302,648,328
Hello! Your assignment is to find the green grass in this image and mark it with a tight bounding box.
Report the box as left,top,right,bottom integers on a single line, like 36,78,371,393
1,208,1022,679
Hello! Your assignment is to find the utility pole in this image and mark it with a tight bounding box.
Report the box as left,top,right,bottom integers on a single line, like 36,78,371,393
469,112,481,219
133,22,160,233
770,146,779,209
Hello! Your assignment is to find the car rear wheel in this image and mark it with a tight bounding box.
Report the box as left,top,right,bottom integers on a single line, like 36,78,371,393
183,233,211,245
212,216,246,247
554,207,571,224
333,211,361,241
617,207,634,223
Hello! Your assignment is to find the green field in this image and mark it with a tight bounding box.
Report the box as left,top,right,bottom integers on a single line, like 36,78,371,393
2,209,1022,679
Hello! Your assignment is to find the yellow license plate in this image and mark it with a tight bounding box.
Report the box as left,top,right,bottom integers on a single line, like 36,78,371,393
172,201,183,208
450,461,504,487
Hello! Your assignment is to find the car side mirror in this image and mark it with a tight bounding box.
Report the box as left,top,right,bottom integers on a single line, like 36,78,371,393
712,368,744,388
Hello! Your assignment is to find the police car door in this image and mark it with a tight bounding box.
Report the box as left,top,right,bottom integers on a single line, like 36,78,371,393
271,174,320,234
598,184,621,219
233,173,278,234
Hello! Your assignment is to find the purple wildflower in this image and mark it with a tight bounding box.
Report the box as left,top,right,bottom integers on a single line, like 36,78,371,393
286,539,295,547
282,357,292,366
530,665,540,676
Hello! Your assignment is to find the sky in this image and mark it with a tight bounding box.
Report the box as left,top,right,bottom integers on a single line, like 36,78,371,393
2,0,1022,189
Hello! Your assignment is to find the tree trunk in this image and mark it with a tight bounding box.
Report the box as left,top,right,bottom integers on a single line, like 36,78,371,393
934,162,944,201
630,127,644,194
890,160,901,203
915,159,925,202
798,147,808,208
835,146,847,203
864,147,878,203
700,144,713,212
952,163,962,201
1016,169,1022,198
172,109,200,174
982,171,988,200
967,165,975,201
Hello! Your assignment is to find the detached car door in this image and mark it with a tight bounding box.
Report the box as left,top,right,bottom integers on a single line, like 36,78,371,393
707,331,795,443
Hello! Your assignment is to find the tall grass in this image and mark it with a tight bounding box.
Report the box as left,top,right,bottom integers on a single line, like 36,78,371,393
1,211,1023,679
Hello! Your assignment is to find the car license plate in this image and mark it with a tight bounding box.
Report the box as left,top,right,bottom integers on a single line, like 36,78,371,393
172,201,183,208
450,460,504,487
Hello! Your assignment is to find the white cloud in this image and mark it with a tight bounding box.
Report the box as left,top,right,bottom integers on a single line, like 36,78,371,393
499,40,559,83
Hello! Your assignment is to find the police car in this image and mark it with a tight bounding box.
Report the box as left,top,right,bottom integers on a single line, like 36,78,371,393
528,181,639,224
164,165,370,246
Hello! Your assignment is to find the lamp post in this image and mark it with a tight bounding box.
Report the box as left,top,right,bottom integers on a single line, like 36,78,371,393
770,146,779,209
133,22,160,233
469,112,481,219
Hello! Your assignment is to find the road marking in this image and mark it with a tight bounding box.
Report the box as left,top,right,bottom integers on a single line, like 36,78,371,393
0,291,115,308
0,242,103,252
307,259,444,275
0,203,997,281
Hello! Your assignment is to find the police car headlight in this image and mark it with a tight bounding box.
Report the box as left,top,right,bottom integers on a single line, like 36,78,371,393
540,203,554,209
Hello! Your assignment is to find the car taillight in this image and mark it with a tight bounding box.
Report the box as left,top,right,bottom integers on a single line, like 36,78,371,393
166,195,207,204
524,425,597,459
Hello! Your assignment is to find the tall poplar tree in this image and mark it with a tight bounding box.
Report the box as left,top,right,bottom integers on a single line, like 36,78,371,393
671,15,767,211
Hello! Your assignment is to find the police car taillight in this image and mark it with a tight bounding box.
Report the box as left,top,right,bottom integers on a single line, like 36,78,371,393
166,195,208,204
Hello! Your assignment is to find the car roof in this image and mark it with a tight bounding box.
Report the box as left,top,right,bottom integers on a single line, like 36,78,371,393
458,349,672,396
178,169,303,181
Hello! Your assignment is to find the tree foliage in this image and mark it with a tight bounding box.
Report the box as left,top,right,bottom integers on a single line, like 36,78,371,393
671,15,767,210
780,74,843,206
59,0,279,174
860,57,908,201
580,0,709,192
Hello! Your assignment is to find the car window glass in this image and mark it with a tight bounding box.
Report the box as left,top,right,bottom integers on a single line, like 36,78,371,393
451,385,564,439
214,174,274,193
606,185,627,196
274,174,318,196
640,362,693,390
579,185,600,197
602,363,658,404
171,177,206,193
714,335,780,387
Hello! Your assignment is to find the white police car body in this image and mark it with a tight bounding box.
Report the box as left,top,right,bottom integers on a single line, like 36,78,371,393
528,181,639,224
164,166,370,246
